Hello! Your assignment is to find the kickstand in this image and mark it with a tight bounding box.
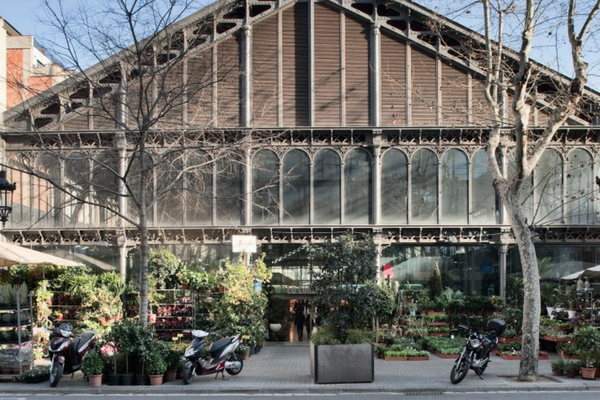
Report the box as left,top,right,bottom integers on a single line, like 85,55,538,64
215,371,228,380
474,369,484,380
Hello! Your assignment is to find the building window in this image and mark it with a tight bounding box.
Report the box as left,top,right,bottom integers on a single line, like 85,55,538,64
411,148,438,223
157,153,184,226
381,149,408,224
283,150,310,224
64,151,92,227
472,149,496,224
441,148,468,224
186,150,213,225
536,149,563,225
314,149,341,224
252,149,280,225
344,148,372,224
216,154,244,225
566,148,594,224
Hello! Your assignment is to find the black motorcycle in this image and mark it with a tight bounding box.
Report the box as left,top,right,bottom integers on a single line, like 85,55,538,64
450,315,505,384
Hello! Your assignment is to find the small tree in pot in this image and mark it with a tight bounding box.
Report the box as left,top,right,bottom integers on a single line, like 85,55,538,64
574,325,600,379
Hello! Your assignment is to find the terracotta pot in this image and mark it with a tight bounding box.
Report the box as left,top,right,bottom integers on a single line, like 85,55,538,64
149,374,164,386
89,374,103,387
580,367,597,380
163,369,176,382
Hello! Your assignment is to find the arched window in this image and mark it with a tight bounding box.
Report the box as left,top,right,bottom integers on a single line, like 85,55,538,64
536,149,563,225
344,149,372,224
441,149,468,224
508,151,534,224
253,149,280,225
314,149,341,224
216,152,244,225
64,152,92,227
186,150,213,225
91,151,120,227
33,153,62,227
283,150,310,224
411,149,438,223
381,149,408,224
566,148,594,224
157,152,184,226
472,149,496,224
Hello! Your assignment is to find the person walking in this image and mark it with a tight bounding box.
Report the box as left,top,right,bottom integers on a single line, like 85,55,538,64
305,308,313,340
295,308,305,341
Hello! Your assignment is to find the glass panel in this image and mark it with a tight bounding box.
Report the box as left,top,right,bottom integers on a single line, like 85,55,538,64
252,149,280,225
156,153,184,226
314,149,341,224
411,148,438,223
216,154,244,225
127,153,154,226
344,148,372,224
64,152,92,227
381,149,408,224
33,153,61,228
283,150,310,224
441,149,468,224
536,149,563,225
566,148,594,224
186,150,213,225
472,149,496,224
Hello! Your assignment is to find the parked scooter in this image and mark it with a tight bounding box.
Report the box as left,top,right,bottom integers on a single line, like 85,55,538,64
182,329,243,384
47,321,97,387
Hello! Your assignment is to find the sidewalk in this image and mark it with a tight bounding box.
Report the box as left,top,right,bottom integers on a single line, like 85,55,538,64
1,342,600,395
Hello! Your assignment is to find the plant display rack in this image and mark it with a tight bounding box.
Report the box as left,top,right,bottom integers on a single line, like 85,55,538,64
49,291,83,326
0,291,33,377
153,289,195,340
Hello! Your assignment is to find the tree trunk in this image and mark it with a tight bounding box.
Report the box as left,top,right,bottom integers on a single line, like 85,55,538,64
503,190,540,381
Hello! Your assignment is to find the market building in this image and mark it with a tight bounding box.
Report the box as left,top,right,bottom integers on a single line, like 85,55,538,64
2,0,600,303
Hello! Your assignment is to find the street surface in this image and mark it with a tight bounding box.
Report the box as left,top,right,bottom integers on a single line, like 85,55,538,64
3,393,600,400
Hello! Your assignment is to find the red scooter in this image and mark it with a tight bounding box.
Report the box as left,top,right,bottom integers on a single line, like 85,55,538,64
48,321,97,387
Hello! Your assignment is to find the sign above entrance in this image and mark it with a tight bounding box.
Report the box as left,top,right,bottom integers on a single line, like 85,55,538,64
232,235,257,253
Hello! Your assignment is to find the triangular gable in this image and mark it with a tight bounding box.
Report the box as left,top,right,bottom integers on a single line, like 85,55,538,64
4,0,598,131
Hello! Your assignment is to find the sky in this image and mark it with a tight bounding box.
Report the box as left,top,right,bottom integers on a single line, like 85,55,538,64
2,0,600,91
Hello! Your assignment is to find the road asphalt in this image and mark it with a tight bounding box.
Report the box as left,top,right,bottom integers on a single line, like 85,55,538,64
1,342,600,395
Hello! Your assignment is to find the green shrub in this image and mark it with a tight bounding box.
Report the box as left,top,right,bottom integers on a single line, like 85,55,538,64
82,351,105,376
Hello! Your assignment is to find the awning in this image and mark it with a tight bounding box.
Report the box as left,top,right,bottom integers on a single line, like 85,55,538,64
0,241,83,268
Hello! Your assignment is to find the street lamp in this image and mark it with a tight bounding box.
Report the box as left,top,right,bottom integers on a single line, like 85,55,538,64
0,170,16,227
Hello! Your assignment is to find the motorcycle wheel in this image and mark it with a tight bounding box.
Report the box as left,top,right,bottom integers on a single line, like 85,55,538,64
182,363,195,385
225,353,243,375
49,359,64,387
450,358,469,384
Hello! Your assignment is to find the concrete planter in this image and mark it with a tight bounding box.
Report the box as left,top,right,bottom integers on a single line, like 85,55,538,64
309,341,374,384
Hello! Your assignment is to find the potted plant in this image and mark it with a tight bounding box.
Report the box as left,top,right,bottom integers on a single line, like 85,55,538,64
308,233,386,384
551,358,566,376
236,344,250,360
145,340,169,386
81,351,105,387
574,325,600,379
164,346,182,382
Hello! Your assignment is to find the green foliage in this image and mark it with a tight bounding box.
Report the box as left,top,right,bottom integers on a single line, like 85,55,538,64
106,319,154,374
310,326,340,345
82,351,105,376
149,249,185,289
310,233,377,343
208,254,271,346
428,263,444,299
574,325,600,367
506,275,524,308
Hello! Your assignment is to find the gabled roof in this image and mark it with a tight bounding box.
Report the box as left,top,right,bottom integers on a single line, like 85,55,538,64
4,0,599,128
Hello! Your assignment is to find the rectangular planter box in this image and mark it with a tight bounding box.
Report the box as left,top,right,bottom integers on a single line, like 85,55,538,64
310,341,374,384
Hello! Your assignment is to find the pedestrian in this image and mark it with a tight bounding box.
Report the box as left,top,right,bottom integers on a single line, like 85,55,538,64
305,309,314,340
295,309,305,341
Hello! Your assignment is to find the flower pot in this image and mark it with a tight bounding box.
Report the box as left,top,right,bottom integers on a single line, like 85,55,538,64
134,373,148,385
107,374,120,386
120,373,134,385
163,369,176,382
580,367,597,380
89,374,103,387
149,374,164,386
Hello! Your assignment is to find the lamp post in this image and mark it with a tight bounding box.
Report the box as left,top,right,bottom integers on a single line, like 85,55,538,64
0,170,16,227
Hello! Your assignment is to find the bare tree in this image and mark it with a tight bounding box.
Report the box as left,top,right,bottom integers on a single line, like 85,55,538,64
479,0,600,381
2,0,282,324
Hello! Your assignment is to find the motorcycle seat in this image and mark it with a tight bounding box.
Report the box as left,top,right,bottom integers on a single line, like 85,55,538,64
210,337,232,356
71,332,96,353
